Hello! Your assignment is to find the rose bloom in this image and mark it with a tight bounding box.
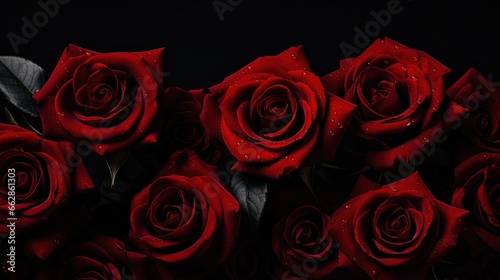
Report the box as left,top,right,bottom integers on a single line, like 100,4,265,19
0,124,93,261
451,153,500,252
129,150,240,279
0,124,93,235
161,86,221,165
34,234,147,280
322,37,466,170
33,44,165,155
330,172,468,280
446,68,500,154
201,46,355,178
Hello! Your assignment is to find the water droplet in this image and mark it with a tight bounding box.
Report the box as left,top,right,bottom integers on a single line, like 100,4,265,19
391,187,398,192
401,65,408,71
394,45,400,50
115,241,124,250
423,137,429,143
432,106,437,111
380,39,385,44
341,67,346,71
147,51,152,55
383,60,389,65
337,122,343,129
291,158,295,162
291,53,297,60
333,111,338,116
341,218,348,224
367,61,371,66
98,145,102,149
344,204,351,209
411,75,419,81
244,154,249,160
353,257,357,261
431,88,436,93
438,240,442,244
329,130,335,136
247,65,252,70
435,99,440,103
432,67,437,72
432,250,437,255
406,120,414,127
444,68,450,73
256,154,262,161
302,71,308,77
236,142,241,146
413,56,419,62
270,155,274,158
364,127,369,132
57,112,65,117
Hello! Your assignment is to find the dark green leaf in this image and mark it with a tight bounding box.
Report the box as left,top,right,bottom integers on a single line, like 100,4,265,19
0,56,47,117
229,172,268,235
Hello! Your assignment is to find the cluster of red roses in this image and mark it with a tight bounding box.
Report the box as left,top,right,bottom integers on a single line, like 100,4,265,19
1,37,499,279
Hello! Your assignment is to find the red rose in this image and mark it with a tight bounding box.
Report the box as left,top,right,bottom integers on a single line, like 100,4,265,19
129,150,240,278
33,44,165,155
330,172,468,280
322,37,466,170
161,86,221,165
0,124,93,235
271,205,343,279
201,46,355,178
33,234,149,280
451,153,500,252
446,68,500,154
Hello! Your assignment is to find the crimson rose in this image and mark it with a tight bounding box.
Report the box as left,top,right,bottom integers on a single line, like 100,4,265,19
330,172,468,279
451,153,500,252
446,68,500,154
33,44,165,155
129,150,240,278
201,46,355,178
0,124,93,235
322,37,465,170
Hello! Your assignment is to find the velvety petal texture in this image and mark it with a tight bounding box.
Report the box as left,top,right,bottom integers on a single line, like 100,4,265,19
201,46,355,178
129,150,240,278
452,153,500,252
446,68,500,154
322,37,466,170
330,172,468,280
33,44,165,155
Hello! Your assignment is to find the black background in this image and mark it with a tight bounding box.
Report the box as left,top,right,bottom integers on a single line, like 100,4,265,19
1,0,499,90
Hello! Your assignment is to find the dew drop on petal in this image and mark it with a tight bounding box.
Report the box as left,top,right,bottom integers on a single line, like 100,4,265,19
115,242,124,250
291,53,297,60
401,65,408,71
244,154,249,160
344,204,351,209
380,39,385,44
394,45,400,50
337,122,343,129
302,71,308,77
391,187,398,192
341,218,348,224
257,154,262,161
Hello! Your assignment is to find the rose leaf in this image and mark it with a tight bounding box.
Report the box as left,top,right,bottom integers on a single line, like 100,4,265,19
229,172,268,236
0,56,47,117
